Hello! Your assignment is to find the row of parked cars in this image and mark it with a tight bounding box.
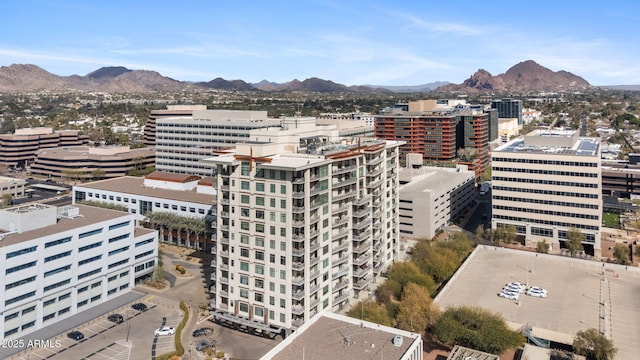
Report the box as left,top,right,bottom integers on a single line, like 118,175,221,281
498,282,548,300
66,302,147,341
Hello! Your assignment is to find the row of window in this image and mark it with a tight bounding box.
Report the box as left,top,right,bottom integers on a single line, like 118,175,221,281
492,214,599,231
493,167,598,178
492,157,598,167
493,185,599,199
492,176,598,188
84,193,207,215
493,205,599,220
493,196,599,209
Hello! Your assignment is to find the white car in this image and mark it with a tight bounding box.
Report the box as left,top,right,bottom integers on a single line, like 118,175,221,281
498,291,519,300
507,282,526,291
526,288,548,298
503,285,525,293
528,286,547,294
154,326,176,336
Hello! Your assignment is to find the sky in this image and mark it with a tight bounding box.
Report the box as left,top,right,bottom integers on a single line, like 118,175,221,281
1,0,639,86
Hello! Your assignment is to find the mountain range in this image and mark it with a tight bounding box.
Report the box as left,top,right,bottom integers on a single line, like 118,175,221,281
0,60,608,94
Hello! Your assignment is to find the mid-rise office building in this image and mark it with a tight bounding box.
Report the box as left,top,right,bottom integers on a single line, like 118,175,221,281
204,118,403,330
0,203,157,341
375,100,489,178
491,98,523,125
154,110,281,176
143,105,208,146
601,155,640,198
491,130,602,256
72,171,215,250
0,128,88,169
30,146,155,180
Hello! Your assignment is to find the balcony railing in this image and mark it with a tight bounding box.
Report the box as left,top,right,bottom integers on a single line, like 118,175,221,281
332,266,349,279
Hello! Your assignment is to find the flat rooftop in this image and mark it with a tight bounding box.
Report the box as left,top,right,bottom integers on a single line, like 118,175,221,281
495,129,600,157
0,204,132,247
399,167,473,195
74,176,214,205
434,246,639,359
261,312,421,360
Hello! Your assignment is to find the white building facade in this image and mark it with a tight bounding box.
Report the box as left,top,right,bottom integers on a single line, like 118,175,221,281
154,110,281,176
398,166,475,239
204,119,403,330
0,204,157,340
491,130,602,256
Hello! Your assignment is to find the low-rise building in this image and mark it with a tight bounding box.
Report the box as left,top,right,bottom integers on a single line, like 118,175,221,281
0,176,27,203
398,159,475,239
260,311,423,360
0,128,89,169
0,203,157,341
30,146,155,180
72,172,215,250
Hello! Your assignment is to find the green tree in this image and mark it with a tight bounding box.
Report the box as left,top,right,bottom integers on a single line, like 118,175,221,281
573,328,617,360
536,239,549,254
612,244,630,265
346,300,393,326
566,228,585,257
474,225,485,245
480,167,492,182
395,283,440,337
386,262,437,297
434,306,524,354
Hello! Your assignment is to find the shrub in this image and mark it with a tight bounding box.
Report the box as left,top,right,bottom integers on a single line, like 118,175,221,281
175,264,186,274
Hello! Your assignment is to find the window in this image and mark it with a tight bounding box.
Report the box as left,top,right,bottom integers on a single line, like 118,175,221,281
240,275,249,285
6,276,36,290
240,262,249,272
256,197,265,206
79,241,102,252
79,228,103,239
240,235,249,244
240,248,250,258
108,246,129,256
45,237,71,248
108,259,129,269
255,251,264,261
256,224,264,233
79,255,102,266
78,268,101,280
6,261,37,274
280,185,286,194
255,265,264,275
240,289,249,299
241,221,250,231
5,291,36,306
256,182,264,192
45,250,72,262
109,234,129,243
44,265,71,277
270,184,276,193
241,195,250,204
6,246,37,259
255,237,264,247
44,279,70,292
255,279,264,288
108,221,130,231
255,293,264,303
135,238,154,247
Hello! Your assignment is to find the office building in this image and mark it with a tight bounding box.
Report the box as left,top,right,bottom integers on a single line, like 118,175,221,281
29,146,155,180
375,100,489,178
154,109,281,176
204,117,403,330
260,311,423,360
601,155,640,198
72,171,215,250
0,176,27,202
491,98,523,125
0,203,157,341
491,130,602,256
398,163,475,239
143,105,208,146
0,128,88,169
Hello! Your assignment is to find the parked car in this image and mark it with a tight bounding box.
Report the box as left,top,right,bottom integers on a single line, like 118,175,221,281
193,327,214,337
67,331,85,341
108,314,124,324
498,291,519,300
154,326,176,336
526,287,548,298
196,339,216,351
505,282,526,292
132,303,148,312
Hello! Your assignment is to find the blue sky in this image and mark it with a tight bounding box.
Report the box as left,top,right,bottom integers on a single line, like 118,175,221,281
1,0,639,86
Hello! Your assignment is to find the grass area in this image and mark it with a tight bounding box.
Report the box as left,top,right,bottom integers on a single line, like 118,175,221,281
603,212,621,229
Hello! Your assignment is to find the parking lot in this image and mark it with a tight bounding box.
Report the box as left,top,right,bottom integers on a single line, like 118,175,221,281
8,296,186,360
435,246,640,359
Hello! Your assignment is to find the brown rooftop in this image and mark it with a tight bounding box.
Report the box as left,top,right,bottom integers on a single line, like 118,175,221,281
0,204,131,248
145,171,201,183
75,176,214,205
267,314,419,360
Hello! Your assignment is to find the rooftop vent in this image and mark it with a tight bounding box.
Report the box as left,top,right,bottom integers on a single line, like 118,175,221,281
392,335,403,347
